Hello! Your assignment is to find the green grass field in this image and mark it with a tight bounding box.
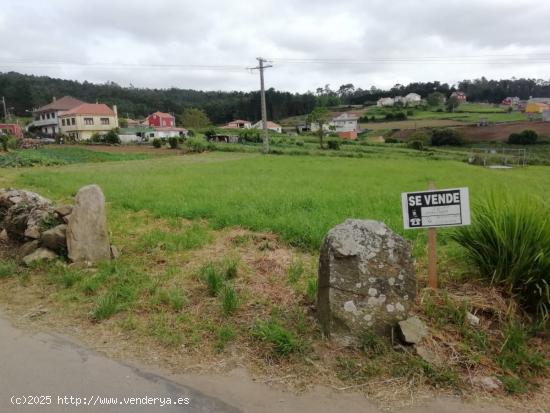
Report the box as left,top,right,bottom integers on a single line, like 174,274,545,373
12,151,550,250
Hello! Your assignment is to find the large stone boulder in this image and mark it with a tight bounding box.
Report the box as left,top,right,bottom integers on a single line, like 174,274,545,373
67,185,111,263
317,219,416,340
41,224,67,253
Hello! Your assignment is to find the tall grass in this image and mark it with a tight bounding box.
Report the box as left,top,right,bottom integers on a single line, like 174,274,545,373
452,194,550,320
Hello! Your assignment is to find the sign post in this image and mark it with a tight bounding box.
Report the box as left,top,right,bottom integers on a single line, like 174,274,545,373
401,186,471,289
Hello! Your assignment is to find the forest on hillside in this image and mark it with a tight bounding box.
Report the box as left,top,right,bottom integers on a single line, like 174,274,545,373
1,72,549,124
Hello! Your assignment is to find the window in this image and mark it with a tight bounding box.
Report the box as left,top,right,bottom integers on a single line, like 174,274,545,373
84,118,94,125
61,119,66,126
100,118,110,125
72,118,76,125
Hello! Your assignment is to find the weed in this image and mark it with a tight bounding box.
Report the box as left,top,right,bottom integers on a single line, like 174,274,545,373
152,288,186,312
199,263,224,296
336,356,380,382
497,322,547,377
222,255,239,279
90,293,117,321
252,318,302,356
0,259,17,278
48,264,83,288
498,375,529,394
118,315,138,332
220,283,238,315
287,258,304,284
140,223,211,252
305,277,317,303
215,326,236,352
359,330,388,356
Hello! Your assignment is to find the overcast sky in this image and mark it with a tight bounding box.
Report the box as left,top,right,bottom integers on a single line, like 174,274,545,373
1,0,549,92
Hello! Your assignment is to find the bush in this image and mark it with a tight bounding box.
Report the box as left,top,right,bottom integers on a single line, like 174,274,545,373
394,112,407,121
167,137,179,149
384,137,400,143
104,129,120,145
406,109,414,116
452,194,550,320
295,139,304,146
327,139,340,150
508,130,538,145
185,136,210,153
407,140,424,151
385,113,395,121
430,128,464,146
152,138,162,148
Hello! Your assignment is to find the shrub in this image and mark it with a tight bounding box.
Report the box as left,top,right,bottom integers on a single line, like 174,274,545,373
452,194,550,320
327,139,340,150
384,113,395,121
0,135,10,151
215,326,236,352
104,129,121,145
185,136,210,153
152,138,162,148
430,128,464,146
508,130,538,145
407,140,424,151
394,112,407,121
295,139,304,146
0,259,17,278
406,109,414,116
167,137,179,149
384,137,400,144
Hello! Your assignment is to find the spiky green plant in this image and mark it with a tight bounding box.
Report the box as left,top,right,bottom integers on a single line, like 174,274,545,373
452,194,550,320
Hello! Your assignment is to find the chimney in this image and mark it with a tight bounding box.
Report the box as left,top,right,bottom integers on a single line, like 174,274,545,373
113,105,118,116
53,96,56,102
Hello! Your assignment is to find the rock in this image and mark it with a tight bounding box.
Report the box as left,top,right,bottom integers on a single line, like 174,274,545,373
67,185,111,263
0,188,59,241
55,206,73,217
398,316,428,344
24,225,41,239
110,245,120,259
62,214,71,224
416,344,442,366
41,224,67,253
466,311,480,326
19,240,40,257
317,219,416,339
22,248,57,266
0,229,8,243
473,376,503,392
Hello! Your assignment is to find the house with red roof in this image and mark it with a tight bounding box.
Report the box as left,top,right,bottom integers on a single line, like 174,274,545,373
58,103,119,141
222,120,252,129
252,120,282,133
30,96,84,136
145,112,175,128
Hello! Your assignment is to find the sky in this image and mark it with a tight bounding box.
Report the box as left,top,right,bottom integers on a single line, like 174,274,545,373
0,0,549,93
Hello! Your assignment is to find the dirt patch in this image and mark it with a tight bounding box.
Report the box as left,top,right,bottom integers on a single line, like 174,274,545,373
393,121,550,142
58,144,179,155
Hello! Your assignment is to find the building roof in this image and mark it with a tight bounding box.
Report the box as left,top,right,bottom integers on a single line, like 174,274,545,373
149,111,174,118
528,98,550,104
155,127,188,132
35,96,85,113
58,103,116,117
255,120,281,128
333,113,359,121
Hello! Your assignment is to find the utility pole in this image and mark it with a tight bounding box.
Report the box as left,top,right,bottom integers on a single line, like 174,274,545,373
249,57,272,153
1,97,7,122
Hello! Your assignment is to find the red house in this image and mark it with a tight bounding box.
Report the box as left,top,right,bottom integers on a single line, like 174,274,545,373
0,123,23,139
145,112,175,128
450,91,467,103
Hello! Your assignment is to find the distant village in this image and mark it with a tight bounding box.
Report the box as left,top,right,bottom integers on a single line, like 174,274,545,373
1,90,550,143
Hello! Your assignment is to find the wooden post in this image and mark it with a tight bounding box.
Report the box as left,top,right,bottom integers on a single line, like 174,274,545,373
428,182,438,289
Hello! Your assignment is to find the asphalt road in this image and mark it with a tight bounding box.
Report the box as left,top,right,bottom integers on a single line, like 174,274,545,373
0,315,513,413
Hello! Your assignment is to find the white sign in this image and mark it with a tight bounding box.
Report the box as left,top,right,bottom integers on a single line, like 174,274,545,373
401,187,471,229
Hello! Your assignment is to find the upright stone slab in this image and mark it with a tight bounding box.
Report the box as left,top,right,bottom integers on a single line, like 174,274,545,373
67,185,111,263
317,219,416,339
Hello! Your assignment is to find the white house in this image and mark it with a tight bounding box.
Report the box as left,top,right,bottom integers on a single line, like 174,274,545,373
253,120,282,133
223,120,252,129
404,93,422,104
30,96,84,136
377,97,395,107
543,110,550,122
331,113,359,133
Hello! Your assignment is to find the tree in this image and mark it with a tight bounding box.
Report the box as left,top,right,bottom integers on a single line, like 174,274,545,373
307,107,330,149
426,92,445,107
181,108,211,128
446,96,460,112
118,118,128,128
